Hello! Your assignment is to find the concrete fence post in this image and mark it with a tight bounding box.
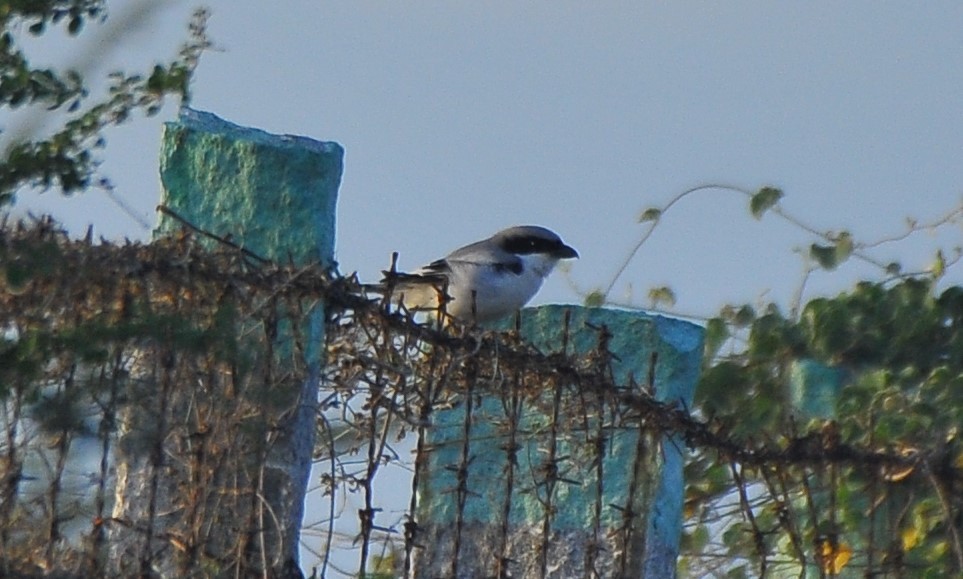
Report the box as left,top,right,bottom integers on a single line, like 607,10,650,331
107,108,341,577
414,305,704,578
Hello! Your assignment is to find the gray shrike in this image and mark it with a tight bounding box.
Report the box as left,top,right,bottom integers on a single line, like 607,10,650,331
380,225,578,323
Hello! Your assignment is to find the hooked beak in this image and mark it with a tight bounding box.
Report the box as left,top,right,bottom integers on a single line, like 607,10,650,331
555,244,579,259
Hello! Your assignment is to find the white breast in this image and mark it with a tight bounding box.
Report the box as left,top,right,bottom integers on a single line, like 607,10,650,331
443,253,560,322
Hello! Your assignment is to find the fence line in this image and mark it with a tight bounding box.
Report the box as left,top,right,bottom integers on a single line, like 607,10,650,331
1,218,960,577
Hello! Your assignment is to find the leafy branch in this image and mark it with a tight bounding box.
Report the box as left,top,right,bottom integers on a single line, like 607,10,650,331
574,184,963,574
585,183,963,315
0,3,211,204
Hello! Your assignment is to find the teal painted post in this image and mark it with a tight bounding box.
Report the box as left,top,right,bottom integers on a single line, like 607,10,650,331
788,359,856,579
789,359,845,420
109,109,341,576
414,306,704,578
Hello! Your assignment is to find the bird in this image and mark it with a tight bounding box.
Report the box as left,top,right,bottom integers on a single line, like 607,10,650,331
378,225,578,323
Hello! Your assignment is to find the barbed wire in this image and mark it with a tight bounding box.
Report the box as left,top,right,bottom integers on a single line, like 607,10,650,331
0,216,959,577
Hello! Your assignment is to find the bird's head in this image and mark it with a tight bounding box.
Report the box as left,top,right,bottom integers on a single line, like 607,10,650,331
494,225,578,258
494,225,578,275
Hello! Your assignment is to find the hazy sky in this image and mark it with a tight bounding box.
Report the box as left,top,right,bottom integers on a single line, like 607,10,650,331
9,2,963,318
6,2,963,574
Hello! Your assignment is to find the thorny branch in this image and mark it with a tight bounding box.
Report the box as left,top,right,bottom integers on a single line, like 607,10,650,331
0,217,961,577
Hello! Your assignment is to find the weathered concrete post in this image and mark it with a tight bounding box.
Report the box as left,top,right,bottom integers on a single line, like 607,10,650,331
414,306,704,578
108,109,341,577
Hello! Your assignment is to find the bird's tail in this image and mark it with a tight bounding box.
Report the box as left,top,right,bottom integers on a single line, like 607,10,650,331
365,272,452,318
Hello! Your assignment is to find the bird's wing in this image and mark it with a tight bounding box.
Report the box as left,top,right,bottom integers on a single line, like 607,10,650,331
375,258,451,313
380,258,449,287
443,242,524,275
379,240,523,289
416,258,452,276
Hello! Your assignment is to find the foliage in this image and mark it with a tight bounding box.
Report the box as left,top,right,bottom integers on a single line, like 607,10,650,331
680,278,963,575
0,1,210,204
579,183,963,575
0,219,314,576
669,190,963,575
595,184,963,313
2,7,961,572
3,211,962,576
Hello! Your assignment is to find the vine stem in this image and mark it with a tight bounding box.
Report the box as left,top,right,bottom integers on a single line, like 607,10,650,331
602,183,963,303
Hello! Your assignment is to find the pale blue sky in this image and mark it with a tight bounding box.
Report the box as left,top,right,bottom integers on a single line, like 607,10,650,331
8,2,963,318
6,3,963,574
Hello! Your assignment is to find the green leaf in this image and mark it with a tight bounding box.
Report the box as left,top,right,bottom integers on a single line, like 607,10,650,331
810,243,839,270
720,303,756,327
931,249,946,279
638,207,662,223
648,285,676,308
584,289,605,307
750,186,783,219
704,317,730,358
834,231,853,263
685,525,710,552
748,311,798,359
808,232,854,271
3,261,31,292
696,361,746,415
